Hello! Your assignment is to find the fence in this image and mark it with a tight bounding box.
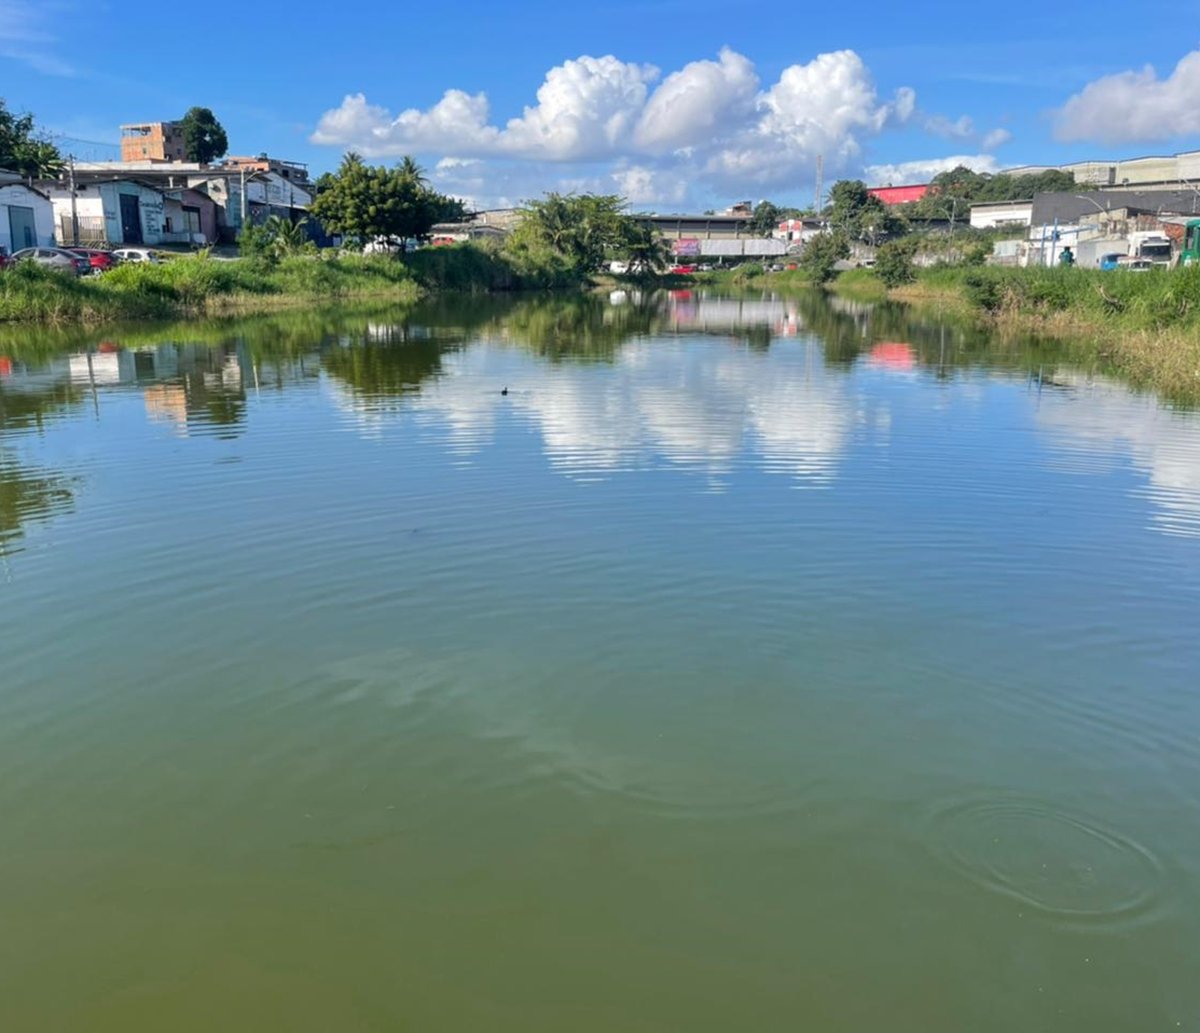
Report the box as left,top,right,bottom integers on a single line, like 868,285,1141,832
57,215,108,247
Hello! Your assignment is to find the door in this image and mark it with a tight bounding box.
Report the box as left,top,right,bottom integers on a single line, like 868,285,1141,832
7,205,37,249
119,193,143,244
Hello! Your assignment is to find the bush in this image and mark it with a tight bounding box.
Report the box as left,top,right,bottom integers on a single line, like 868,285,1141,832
874,237,918,287
801,232,850,284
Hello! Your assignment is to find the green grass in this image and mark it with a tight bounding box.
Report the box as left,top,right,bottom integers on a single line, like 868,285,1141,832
0,244,596,324
829,268,888,302
901,264,1200,331
0,254,426,324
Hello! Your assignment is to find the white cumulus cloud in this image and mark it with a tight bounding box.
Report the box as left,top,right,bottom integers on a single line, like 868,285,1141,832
864,154,1000,185
313,47,997,205
633,47,759,153
1056,49,1200,143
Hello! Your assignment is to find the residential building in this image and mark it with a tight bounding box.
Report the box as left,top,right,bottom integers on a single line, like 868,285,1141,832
121,121,187,163
223,155,312,188
162,188,218,245
72,162,252,240
774,217,823,249
1,171,56,252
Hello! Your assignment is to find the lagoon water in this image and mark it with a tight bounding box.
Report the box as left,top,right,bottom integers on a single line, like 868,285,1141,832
2,290,1200,1031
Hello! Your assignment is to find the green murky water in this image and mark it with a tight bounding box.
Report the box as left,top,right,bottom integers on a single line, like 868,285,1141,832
2,290,1199,1031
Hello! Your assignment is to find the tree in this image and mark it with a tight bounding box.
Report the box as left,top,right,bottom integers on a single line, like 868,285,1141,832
618,221,672,275
750,201,782,237
826,179,906,244
310,152,465,251
510,193,632,271
179,107,228,164
874,237,918,287
397,156,427,186
0,99,63,178
801,231,850,283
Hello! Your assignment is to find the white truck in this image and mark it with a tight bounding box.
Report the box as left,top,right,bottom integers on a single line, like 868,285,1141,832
1126,231,1173,268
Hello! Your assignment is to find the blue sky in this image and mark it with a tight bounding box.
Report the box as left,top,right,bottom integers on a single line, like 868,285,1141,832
2,0,1197,209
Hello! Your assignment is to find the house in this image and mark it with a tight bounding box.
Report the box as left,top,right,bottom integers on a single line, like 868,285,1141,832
121,121,187,163
774,217,823,249
74,161,254,241
244,170,312,225
1,171,57,253
222,154,312,189
162,188,218,245
41,179,167,247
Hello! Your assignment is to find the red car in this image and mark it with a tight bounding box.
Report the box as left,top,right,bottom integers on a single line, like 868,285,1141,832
67,248,119,273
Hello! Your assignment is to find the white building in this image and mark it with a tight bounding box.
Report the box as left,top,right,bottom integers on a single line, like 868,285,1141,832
773,218,824,249
969,200,1034,230
0,175,56,252
41,180,166,246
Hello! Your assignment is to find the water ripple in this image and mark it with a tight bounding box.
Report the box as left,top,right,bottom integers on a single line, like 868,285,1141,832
925,795,1166,930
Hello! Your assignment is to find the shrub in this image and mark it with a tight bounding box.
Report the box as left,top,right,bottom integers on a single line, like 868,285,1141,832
801,232,850,284
874,238,918,287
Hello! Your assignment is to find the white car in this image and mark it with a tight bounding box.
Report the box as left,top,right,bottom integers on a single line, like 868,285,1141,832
111,248,163,264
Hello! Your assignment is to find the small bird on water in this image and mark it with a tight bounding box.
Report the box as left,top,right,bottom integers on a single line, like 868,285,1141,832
501,386,508,396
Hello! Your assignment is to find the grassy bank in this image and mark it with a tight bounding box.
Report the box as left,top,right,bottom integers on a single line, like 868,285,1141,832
0,245,585,325
886,265,1200,402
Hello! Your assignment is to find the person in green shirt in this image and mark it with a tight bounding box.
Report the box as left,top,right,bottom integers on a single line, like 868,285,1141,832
1059,246,1075,267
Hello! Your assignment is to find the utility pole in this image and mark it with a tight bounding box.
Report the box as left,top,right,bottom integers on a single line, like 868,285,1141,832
240,166,247,228
68,154,80,246
814,154,824,217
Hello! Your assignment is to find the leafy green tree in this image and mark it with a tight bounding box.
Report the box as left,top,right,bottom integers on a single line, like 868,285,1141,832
179,107,229,164
397,156,427,186
750,200,782,237
618,221,672,274
310,152,465,251
0,99,63,178
801,231,850,283
826,180,906,244
874,237,919,287
509,193,632,272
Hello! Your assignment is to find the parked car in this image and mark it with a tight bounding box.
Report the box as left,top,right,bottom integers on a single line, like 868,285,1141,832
669,264,696,275
66,247,120,273
110,247,163,264
9,247,91,276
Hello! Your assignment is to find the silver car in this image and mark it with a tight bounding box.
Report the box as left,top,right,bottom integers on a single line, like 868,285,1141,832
10,247,91,276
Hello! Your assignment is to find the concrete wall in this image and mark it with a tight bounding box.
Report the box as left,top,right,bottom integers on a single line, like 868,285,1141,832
0,184,56,251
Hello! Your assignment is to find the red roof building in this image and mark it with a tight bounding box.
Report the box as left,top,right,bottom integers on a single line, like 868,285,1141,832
868,184,929,205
